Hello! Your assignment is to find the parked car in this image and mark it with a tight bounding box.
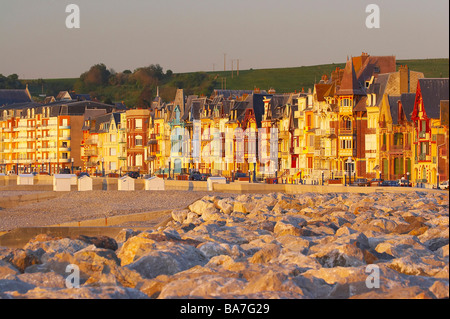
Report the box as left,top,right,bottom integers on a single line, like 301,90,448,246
351,178,370,187
381,180,399,187
7,170,16,176
126,171,140,179
189,171,208,181
439,180,449,190
235,172,248,178
369,178,383,186
398,178,412,187
59,168,71,174
78,172,90,178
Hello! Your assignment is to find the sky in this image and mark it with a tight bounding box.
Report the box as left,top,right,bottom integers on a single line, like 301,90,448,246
0,0,448,79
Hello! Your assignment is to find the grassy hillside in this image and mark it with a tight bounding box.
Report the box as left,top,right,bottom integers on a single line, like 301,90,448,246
23,58,448,105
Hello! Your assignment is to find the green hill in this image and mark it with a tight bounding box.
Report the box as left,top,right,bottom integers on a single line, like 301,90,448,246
23,58,448,106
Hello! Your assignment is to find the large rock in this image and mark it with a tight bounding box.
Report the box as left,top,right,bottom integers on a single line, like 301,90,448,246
197,242,244,260
189,199,217,216
158,274,246,299
126,242,207,279
0,260,19,279
242,270,305,298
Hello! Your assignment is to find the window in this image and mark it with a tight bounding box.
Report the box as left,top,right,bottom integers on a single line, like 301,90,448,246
62,153,68,159
341,98,352,107
341,117,352,130
365,134,376,151
135,119,143,129
340,139,352,149
109,148,116,156
110,134,116,142
135,135,143,146
136,154,143,166
307,115,312,127
419,120,427,133
110,162,117,170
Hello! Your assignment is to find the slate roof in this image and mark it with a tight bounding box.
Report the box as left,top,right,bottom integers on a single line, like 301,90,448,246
418,78,449,119
314,84,333,102
354,97,368,112
0,89,32,106
400,93,416,122
441,100,449,126
356,56,396,82
336,59,366,96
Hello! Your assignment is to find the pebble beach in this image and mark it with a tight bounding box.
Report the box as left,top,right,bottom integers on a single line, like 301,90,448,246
0,189,448,299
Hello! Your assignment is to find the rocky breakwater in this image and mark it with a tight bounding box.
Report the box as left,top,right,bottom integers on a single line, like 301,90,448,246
0,191,448,299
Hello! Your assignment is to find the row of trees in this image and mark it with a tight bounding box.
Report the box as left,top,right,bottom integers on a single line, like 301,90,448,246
72,63,175,107
74,63,173,91
0,74,23,89
3,63,217,108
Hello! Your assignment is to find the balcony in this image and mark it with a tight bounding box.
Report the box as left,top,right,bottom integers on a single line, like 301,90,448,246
339,129,353,135
60,136,71,141
59,125,71,129
84,150,97,157
85,138,98,145
418,154,431,162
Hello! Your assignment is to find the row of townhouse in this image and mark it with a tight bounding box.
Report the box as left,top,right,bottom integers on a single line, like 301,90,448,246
0,88,123,174
78,53,448,185
1,53,448,185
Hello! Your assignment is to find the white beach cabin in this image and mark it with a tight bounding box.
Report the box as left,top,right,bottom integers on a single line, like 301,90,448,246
78,175,93,191
145,176,165,191
207,176,227,191
118,175,135,191
53,174,72,192
17,174,35,185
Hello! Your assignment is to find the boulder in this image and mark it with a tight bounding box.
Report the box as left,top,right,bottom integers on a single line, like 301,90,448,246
189,200,217,216
249,243,281,264
74,235,118,251
126,242,207,279
0,260,19,279
158,274,246,299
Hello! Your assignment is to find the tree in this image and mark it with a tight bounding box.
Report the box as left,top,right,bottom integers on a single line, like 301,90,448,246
136,86,153,108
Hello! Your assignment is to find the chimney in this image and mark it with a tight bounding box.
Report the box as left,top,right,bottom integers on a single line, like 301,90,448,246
399,65,410,94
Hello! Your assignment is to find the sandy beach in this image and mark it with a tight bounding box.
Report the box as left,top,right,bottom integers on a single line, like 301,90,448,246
0,190,239,232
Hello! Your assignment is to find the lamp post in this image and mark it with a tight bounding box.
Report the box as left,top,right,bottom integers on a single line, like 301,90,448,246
407,172,410,187
344,171,347,186
101,158,105,177
346,157,352,185
321,170,324,186
71,158,74,174
436,172,439,189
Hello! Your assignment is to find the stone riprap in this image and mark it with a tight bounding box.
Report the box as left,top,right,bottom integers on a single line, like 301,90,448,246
0,191,448,299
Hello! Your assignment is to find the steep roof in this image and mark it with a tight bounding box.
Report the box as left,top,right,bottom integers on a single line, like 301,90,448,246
354,96,368,112
336,59,366,96
400,93,416,122
314,84,332,102
356,55,396,83
418,78,449,119
0,89,32,106
441,100,449,126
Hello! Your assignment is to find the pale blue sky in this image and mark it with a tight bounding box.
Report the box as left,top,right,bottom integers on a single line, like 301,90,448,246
0,0,448,79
